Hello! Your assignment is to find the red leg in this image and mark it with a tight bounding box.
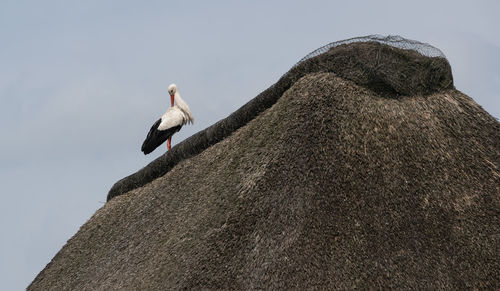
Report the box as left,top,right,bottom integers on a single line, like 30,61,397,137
167,137,171,151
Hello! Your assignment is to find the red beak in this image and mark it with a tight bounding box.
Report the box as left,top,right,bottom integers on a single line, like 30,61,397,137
170,94,174,107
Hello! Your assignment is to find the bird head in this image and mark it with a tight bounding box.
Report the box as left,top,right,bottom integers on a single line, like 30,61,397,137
168,83,177,107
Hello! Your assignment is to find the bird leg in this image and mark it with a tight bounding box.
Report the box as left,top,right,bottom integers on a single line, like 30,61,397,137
167,137,171,151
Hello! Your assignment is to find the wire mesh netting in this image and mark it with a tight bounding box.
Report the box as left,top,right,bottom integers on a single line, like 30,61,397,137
294,34,446,68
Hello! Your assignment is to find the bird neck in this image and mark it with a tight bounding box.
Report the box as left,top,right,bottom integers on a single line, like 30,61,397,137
173,92,193,123
173,92,185,106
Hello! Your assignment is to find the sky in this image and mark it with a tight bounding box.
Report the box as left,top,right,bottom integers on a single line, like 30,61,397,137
0,0,498,289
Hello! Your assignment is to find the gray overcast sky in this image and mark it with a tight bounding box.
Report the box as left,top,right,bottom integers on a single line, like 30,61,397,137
1,0,498,289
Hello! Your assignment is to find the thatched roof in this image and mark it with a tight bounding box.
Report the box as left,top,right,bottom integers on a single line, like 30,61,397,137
30,37,499,290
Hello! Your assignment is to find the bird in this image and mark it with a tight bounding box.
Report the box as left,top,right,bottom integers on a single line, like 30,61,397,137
141,84,194,155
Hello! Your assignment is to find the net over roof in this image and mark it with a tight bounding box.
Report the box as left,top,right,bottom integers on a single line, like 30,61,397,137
295,35,446,68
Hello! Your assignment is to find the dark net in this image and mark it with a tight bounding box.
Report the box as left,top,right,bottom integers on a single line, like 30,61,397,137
295,34,446,67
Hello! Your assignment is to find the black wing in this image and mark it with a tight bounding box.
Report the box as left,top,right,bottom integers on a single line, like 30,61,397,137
141,119,182,155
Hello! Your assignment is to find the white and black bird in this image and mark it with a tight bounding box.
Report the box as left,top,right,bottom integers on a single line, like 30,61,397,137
141,84,194,155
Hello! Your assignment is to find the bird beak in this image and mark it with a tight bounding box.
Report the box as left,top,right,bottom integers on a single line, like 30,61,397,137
170,94,174,107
